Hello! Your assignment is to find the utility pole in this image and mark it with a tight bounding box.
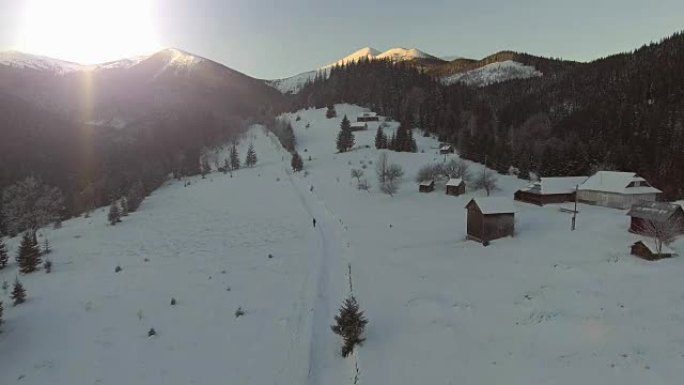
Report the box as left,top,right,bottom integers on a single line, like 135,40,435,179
571,184,578,231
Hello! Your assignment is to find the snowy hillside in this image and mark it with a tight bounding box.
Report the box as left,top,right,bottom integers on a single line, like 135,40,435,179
375,47,437,61
0,51,86,74
326,47,381,68
442,60,542,87
2,104,684,385
267,70,322,94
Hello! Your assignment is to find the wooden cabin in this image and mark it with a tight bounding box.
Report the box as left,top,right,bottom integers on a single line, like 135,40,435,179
349,122,368,131
357,112,379,122
439,145,454,155
514,176,587,206
465,197,516,244
577,171,661,209
626,201,684,234
446,178,465,196
419,180,435,193
630,240,675,260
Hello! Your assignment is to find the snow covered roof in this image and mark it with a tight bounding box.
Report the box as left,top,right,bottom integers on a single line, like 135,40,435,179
446,178,463,186
466,197,516,215
520,176,588,195
633,239,676,255
419,180,435,186
627,201,684,222
361,112,377,117
350,122,367,128
440,144,453,150
578,171,661,195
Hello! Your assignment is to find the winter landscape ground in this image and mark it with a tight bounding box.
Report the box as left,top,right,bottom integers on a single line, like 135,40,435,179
1,104,684,385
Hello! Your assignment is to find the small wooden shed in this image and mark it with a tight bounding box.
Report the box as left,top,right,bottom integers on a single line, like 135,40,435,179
419,180,435,193
446,178,465,196
626,201,684,234
439,145,454,155
465,197,516,244
630,240,675,260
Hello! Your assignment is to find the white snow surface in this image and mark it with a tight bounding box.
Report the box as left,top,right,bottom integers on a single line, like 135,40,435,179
267,70,323,94
468,197,517,214
442,60,542,87
325,47,381,68
2,104,684,385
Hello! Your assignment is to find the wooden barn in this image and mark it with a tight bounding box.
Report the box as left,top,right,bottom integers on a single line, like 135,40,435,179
514,176,588,206
465,197,516,244
626,201,684,234
439,145,455,155
357,112,379,122
419,180,435,193
630,240,675,260
349,122,368,131
577,171,661,209
446,178,465,196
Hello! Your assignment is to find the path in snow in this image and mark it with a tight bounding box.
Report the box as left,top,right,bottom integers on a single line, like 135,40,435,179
286,169,359,385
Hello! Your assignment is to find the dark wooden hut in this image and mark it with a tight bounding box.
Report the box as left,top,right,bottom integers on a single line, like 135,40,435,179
465,197,516,244
630,240,675,260
627,201,684,234
419,180,435,193
446,178,465,196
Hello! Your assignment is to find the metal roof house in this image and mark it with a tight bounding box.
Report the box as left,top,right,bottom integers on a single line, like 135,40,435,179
514,176,588,206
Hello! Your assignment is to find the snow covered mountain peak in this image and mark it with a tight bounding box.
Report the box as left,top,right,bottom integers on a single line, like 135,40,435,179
324,47,381,68
375,47,437,61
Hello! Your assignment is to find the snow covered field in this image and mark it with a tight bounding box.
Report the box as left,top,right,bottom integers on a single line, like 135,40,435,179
1,104,684,385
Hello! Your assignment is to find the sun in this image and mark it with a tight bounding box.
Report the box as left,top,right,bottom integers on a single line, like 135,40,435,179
16,0,160,64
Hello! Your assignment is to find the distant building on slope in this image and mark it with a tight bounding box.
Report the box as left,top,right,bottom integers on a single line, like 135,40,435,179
445,178,465,196
514,176,588,206
465,197,516,244
626,201,684,234
357,112,379,122
419,180,435,193
577,171,661,209
349,122,368,131
630,239,675,260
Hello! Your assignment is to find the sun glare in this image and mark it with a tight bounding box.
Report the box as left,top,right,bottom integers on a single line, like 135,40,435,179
16,0,159,64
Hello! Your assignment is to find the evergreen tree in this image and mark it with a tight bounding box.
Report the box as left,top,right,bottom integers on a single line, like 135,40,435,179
375,126,387,149
336,115,355,153
291,152,304,172
0,300,3,327
42,237,51,255
326,104,337,119
12,278,26,306
0,238,8,269
120,197,129,217
331,296,368,357
108,201,121,225
245,143,257,167
126,181,145,212
16,231,41,274
230,143,241,170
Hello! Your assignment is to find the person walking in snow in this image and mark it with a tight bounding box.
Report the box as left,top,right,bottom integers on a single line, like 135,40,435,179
313,218,316,228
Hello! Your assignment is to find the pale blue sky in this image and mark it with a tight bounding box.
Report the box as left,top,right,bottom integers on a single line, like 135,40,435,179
1,0,683,79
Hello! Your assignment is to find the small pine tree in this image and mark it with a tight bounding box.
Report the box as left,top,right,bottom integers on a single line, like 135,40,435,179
44,259,52,273
42,237,51,255
336,115,355,153
331,296,368,357
148,328,157,337
16,231,41,274
375,126,387,149
108,201,121,226
120,197,129,216
170,298,177,306
326,104,337,119
0,238,8,269
230,143,241,170
245,143,257,167
291,152,304,172
12,278,26,306
0,300,3,327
